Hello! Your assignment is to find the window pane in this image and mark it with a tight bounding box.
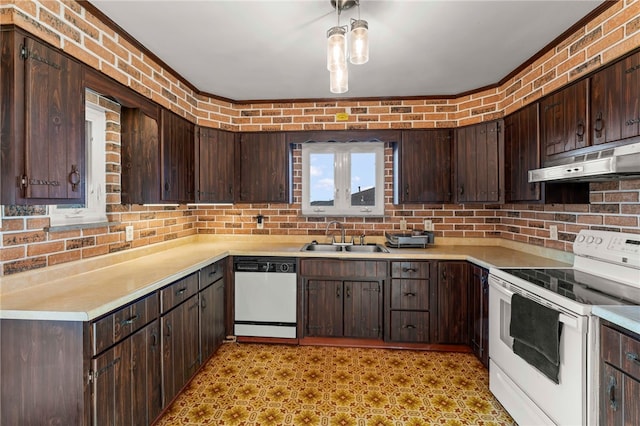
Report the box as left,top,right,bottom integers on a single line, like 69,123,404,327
309,152,335,207
351,152,376,206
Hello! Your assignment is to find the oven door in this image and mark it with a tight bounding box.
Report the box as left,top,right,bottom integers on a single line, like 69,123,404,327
489,274,588,425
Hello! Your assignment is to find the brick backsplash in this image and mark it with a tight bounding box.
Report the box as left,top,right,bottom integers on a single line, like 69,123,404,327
1,0,639,276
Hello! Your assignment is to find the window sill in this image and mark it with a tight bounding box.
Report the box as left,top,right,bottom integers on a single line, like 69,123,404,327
44,221,115,233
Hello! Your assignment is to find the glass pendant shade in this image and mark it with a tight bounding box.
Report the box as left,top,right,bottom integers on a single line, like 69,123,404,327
349,19,369,65
327,26,347,72
330,65,348,94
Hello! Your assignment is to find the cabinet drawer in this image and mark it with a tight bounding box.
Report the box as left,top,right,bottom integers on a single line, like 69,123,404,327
391,261,430,279
621,334,640,379
390,279,430,310
160,273,199,313
200,260,224,290
92,292,159,355
389,311,430,342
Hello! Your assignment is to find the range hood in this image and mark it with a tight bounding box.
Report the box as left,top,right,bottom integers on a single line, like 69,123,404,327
529,142,640,183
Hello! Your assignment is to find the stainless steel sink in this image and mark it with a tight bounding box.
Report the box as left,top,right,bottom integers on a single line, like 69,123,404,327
344,244,389,253
300,243,341,252
300,243,389,253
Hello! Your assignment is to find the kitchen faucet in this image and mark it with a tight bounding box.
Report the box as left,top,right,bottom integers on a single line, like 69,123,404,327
325,220,346,244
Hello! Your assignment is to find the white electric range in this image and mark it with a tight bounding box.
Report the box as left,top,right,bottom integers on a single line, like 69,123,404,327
488,229,640,425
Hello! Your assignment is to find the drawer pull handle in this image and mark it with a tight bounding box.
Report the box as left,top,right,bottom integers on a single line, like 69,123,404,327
404,292,416,297
402,267,417,273
403,324,416,329
626,352,640,365
121,314,139,326
607,375,618,411
209,269,217,276
201,295,207,309
175,287,187,296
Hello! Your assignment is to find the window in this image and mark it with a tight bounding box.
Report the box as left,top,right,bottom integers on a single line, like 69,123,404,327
49,102,107,226
301,142,384,216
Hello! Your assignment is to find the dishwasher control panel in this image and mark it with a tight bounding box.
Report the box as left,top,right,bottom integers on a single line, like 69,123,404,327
234,257,296,273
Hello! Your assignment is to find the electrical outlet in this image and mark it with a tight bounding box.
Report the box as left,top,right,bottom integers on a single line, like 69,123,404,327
256,214,264,230
549,225,558,240
399,218,407,231
424,219,433,231
125,225,134,242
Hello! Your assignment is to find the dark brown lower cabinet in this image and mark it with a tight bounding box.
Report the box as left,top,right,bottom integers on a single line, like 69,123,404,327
469,265,489,367
305,279,345,337
600,323,640,425
92,320,161,426
301,259,386,340
200,277,225,361
386,261,435,343
161,294,200,405
304,279,382,339
389,311,430,342
436,261,469,344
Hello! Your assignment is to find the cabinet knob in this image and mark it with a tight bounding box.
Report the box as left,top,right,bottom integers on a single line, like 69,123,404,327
576,121,585,142
594,112,604,138
68,165,80,192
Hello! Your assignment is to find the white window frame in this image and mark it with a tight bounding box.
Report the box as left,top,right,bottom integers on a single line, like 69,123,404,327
301,141,385,217
49,103,108,226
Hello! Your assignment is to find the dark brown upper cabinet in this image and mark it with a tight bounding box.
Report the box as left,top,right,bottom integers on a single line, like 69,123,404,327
540,79,588,158
161,109,195,203
398,130,453,203
121,107,161,204
455,120,504,203
236,132,290,203
504,104,540,203
1,30,85,205
504,103,589,204
591,50,640,147
196,127,235,203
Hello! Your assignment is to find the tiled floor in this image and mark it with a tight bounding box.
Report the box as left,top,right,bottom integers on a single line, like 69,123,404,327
155,343,515,425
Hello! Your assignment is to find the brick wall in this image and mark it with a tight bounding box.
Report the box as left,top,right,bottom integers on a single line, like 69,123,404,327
0,0,639,275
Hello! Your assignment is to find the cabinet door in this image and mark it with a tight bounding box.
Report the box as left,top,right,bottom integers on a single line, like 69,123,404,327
504,104,540,202
469,265,489,367
600,363,624,426
130,320,162,426
93,320,160,426
121,108,160,204
161,109,195,203
196,127,235,203
20,37,85,203
344,281,382,339
455,121,502,203
237,132,289,203
304,280,343,337
437,261,469,344
399,130,452,203
540,80,588,156
161,295,200,406
591,51,640,145
200,278,224,362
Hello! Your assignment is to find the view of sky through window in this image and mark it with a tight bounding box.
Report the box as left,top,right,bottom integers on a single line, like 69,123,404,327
309,152,376,205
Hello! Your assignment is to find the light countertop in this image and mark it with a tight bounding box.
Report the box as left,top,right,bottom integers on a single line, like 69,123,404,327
593,306,640,335
0,235,573,322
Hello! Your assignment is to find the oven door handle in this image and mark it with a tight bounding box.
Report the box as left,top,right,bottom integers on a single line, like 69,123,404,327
489,275,585,332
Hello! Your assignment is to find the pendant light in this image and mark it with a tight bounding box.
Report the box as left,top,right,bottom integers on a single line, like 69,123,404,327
326,0,369,94
330,64,348,94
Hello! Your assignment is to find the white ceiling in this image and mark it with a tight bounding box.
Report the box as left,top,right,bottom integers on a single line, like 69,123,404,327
90,0,605,102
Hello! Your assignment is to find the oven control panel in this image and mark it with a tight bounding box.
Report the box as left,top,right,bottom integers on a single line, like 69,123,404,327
574,230,640,268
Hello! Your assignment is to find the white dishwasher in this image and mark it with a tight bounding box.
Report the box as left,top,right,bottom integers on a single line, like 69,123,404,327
233,257,297,338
